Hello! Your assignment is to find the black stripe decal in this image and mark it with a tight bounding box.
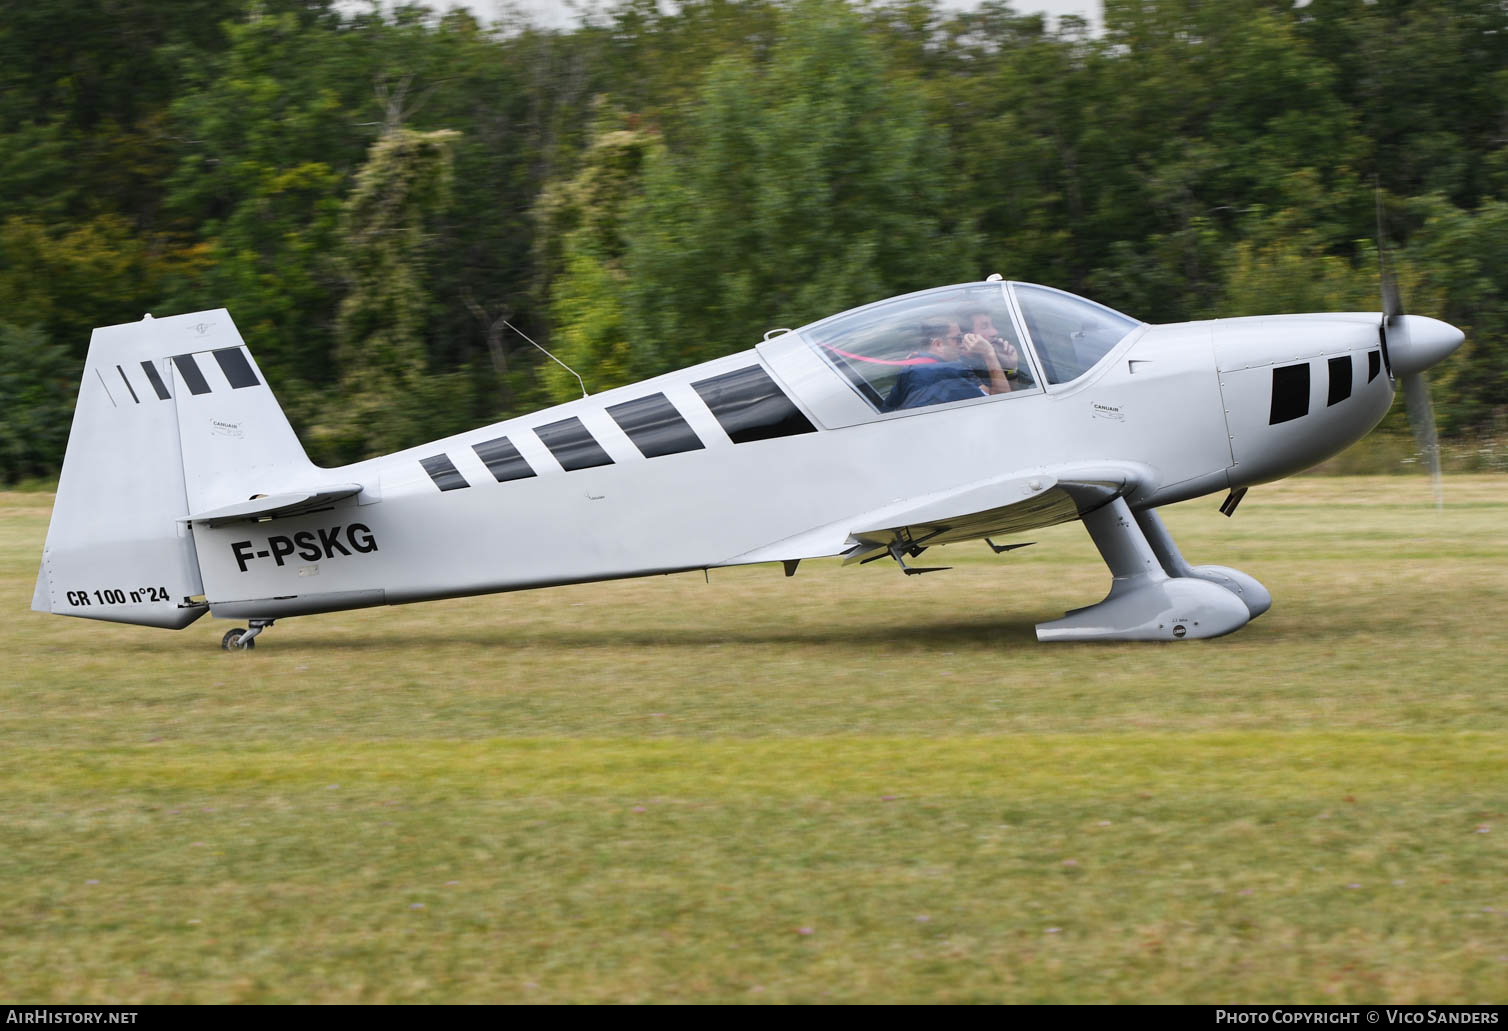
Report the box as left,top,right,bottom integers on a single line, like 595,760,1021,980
607,393,705,459
140,360,171,400
472,435,536,482
1368,349,1381,383
691,365,817,444
116,365,140,404
1327,355,1352,406
1269,363,1310,425
213,347,260,388
535,417,614,471
94,369,117,407
171,354,212,396
420,454,470,491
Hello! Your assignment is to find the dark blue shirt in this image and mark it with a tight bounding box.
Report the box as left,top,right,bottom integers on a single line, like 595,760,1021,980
882,359,987,411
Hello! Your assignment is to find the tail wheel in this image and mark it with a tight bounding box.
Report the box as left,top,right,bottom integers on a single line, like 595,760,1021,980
221,628,254,650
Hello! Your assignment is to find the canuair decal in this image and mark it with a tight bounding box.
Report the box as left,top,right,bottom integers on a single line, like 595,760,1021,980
231,524,379,573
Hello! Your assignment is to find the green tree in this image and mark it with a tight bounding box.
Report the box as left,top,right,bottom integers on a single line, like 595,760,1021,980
910,4,1099,293
413,10,603,405
1410,195,1508,434
0,214,177,351
538,116,658,401
1077,0,1366,318
310,126,467,460
0,323,76,484
1296,0,1508,208
593,0,783,137
2,0,1503,449
605,0,971,383
159,9,386,392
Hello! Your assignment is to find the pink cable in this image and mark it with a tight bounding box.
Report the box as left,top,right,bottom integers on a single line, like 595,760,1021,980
821,343,937,367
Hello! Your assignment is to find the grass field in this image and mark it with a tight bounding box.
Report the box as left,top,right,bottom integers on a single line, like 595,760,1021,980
2,475,1506,1003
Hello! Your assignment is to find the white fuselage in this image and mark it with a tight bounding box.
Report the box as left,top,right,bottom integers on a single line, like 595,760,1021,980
44,284,1447,639
192,309,1391,620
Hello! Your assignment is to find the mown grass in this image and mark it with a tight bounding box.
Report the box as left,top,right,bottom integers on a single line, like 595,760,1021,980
1310,426,1508,475
1,476,1505,1002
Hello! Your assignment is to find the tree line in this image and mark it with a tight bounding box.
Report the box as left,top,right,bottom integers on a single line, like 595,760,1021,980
3,0,1506,481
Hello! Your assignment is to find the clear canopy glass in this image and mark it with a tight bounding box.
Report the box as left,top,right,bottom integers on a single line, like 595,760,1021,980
1013,283,1141,385
802,283,1038,413
799,281,1142,414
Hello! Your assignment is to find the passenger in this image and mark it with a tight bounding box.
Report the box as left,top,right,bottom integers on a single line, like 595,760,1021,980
964,310,1030,387
882,318,1011,411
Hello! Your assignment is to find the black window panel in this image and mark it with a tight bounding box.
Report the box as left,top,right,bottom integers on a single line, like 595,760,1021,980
213,347,260,388
1269,363,1310,425
140,360,171,400
535,417,614,471
171,354,211,396
420,454,470,491
473,435,536,482
1327,355,1353,406
116,365,140,404
691,366,817,444
606,393,705,459
1368,349,1381,382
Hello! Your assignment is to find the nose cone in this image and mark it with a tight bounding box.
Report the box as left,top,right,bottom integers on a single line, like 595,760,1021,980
1388,315,1465,377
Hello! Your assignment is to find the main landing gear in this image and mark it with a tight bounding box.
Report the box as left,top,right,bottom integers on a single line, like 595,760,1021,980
220,618,275,650
1035,498,1270,642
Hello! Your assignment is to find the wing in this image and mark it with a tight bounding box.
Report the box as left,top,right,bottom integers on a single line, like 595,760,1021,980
719,462,1154,568
838,464,1146,565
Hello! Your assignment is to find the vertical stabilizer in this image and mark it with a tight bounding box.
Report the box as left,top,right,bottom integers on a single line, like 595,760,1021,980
34,309,313,629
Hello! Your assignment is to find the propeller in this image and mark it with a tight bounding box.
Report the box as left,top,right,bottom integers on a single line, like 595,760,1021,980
1376,194,1463,509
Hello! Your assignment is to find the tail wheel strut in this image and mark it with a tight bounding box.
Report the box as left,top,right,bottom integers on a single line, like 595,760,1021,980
220,618,275,650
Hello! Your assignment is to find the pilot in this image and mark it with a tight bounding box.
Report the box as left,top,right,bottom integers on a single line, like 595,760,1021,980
882,318,1011,411
965,310,1030,387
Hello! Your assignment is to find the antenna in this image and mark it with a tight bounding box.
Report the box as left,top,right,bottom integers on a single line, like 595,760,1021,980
502,319,587,399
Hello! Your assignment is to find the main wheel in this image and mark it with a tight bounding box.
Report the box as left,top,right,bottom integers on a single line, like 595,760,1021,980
221,628,254,650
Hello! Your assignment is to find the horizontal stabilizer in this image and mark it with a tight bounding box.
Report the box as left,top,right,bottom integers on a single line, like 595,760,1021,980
188,484,365,527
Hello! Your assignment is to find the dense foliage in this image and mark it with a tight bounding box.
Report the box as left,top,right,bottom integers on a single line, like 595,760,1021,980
2,0,1505,475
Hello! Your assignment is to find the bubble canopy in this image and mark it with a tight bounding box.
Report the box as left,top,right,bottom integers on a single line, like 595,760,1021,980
797,281,1142,415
